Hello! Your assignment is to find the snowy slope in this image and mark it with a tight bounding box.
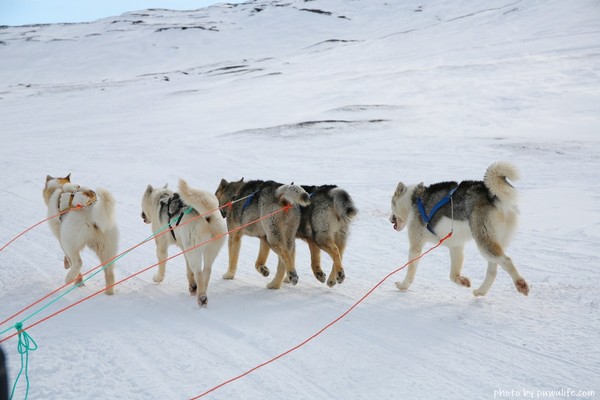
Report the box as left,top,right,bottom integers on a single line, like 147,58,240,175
1,0,599,399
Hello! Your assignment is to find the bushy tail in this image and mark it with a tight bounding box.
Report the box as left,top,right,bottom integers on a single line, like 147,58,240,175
484,161,519,210
276,184,311,207
331,188,358,222
92,188,117,232
178,179,227,236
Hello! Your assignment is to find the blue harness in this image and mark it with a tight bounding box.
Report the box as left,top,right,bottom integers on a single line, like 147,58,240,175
417,187,458,236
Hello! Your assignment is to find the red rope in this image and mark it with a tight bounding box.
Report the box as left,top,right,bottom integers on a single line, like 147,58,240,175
0,202,232,329
0,208,74,254
189,231,452,400
0,204,293,344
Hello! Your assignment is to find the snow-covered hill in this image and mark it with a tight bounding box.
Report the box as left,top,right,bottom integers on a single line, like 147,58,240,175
1,1,599,399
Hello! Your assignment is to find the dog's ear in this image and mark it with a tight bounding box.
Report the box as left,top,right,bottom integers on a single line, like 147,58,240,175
237,177,244,183
46,175,54,182
417,182,425,189
66,173,71,182
163,183,168,189
145,184,153,195
395,182,407,197
218,178,228,189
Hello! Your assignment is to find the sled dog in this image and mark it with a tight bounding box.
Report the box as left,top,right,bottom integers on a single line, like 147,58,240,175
215,179,310,289
44,174,118,294
296,185,357,287
260,184,357,287
141,179,226,307
389,162,529,296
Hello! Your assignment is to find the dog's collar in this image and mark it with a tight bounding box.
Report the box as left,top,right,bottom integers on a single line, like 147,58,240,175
417,186,458,236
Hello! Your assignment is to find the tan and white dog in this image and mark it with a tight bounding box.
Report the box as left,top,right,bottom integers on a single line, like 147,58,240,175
44,174,118,294
389,162,529,296
141,179,226,307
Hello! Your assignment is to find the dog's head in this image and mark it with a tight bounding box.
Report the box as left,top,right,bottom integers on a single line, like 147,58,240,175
43,173,72,205
141,183,171,224
215,178,244,217
390,182,422,232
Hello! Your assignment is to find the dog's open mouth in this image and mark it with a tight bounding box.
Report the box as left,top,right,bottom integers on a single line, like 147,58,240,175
141,211,150,224
390,214,404,231
390,215,398,230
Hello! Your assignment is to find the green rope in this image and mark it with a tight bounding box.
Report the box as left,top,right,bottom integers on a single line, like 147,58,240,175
0,207,194,338
9,323,38,400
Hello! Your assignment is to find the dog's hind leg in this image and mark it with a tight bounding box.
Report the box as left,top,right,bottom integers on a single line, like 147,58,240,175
319,240,344,288
307,239,326,283
254,237,271,277
473,262,498,297
92,234,118,295
63,252,84,287
188,251,208,307
186,261,197,294
223,231,242,280
476,238,529,296
449,246,471,288
267,257,286,289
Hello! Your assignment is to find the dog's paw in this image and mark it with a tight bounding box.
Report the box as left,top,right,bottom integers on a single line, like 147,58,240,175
473,288,487,297
256,265,270,277
198,294,208,307
104,287,114,295
327,279,336,288
336,270,346,284
396,281,410,291
222,272,235,280
267,281,281,289
453,276,471,288
515,278,529,296
314,270,326,283
153,273,165,283
288,271,299,286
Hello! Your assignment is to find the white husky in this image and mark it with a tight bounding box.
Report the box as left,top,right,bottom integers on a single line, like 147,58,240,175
43,175,119,295
141,179,227,307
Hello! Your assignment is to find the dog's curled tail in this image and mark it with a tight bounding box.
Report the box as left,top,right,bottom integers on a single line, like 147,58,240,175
92,188,117,232
331,188,358,222
484,161,519,210
276,184,311,207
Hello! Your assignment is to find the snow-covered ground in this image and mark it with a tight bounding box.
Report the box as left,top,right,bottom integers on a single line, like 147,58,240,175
1,0,599,399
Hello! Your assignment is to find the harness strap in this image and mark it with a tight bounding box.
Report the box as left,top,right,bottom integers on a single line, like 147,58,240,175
241,192,256,212
417,186,457,236
166,194,185,241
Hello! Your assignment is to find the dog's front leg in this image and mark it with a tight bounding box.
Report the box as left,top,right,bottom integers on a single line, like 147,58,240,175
396,243,423,291
449,246,471,288
153,239,168,283
223,231,242,279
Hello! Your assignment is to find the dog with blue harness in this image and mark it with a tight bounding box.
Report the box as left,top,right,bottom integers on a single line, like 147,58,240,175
389,162,529,297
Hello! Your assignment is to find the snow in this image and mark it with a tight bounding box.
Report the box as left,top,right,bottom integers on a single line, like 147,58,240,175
1,0,599,399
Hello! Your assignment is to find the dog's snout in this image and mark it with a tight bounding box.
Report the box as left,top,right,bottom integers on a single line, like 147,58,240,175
141,211,150,224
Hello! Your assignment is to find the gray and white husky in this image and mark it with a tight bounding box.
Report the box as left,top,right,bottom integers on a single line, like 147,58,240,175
215,179,310,289
389,162,529,296
141,179,227,307
249,184,358,288
296,185,357,287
